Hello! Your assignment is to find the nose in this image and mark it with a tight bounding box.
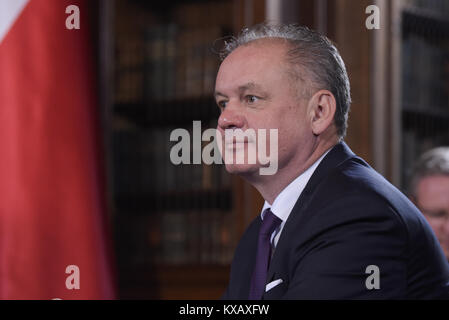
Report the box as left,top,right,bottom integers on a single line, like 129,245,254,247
217,105,246,131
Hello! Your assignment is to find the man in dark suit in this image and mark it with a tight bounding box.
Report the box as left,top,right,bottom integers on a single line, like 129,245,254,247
214,23,449,299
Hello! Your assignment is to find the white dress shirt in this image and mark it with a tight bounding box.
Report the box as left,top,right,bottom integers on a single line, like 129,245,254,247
260,149,331,252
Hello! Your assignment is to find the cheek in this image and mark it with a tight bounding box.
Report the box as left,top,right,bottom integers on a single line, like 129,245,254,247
249,106,305,153
274,128,301,163
282,105,310,134
277,117,308,146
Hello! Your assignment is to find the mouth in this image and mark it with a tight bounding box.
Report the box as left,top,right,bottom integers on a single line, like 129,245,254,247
225,141,249,150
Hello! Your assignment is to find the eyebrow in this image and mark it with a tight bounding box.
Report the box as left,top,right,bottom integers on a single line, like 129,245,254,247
214,82,265,99
214,91,227,99
238,82,264,93
422,207,447,214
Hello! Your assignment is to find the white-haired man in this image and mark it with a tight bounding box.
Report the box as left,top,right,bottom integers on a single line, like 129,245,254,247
410,147,449,261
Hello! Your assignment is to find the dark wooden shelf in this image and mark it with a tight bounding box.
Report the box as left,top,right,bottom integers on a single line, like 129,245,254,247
118,264,230,299
129,0,221,12
114,97,219,128
402,8,449,39
111,0,248,300
402,106,449,136
114,189,233,214
402,104,449,117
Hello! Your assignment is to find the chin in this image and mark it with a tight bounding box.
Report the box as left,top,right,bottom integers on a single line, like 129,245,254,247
224,163,260,176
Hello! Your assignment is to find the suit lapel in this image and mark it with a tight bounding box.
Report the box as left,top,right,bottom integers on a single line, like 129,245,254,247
265,142,356,287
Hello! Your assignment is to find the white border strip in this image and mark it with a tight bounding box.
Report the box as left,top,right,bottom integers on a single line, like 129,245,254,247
0,0,30,45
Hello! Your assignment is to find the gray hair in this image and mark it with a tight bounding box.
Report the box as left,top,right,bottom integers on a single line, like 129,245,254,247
410,147,449,197
219,22,351,138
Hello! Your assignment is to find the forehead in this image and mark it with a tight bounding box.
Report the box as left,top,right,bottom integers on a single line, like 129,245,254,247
416,175,449,206
216,39,291,91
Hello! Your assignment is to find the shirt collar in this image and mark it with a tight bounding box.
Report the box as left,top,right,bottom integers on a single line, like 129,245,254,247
261,148,331,222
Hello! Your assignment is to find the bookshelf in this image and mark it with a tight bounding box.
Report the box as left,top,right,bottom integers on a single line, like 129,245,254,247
109,0,245,299
391,0,449,191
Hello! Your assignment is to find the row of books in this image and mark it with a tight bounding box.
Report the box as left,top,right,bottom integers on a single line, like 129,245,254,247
405,0,449,13
173,1,232,29
112,126,231,196
400,0,449,192
401,34,449,111
122,210,237,266
114,23,224,104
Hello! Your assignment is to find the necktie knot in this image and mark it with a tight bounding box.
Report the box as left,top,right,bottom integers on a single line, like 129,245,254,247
260,208,282,237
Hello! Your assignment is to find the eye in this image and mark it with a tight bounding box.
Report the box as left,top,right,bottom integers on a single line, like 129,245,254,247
245,95,259,104
425,210,448,219
217,100,228,110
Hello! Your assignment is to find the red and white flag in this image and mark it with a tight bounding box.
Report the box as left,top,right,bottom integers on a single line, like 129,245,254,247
0,0,116,299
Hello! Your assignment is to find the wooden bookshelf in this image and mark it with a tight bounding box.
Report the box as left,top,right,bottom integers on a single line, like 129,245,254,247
108,0,260,299
114,97,219,128
114,190,233,213
118,265,230,300
393,0,449,190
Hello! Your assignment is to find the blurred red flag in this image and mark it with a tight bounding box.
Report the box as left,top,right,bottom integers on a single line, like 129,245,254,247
0,0,116,299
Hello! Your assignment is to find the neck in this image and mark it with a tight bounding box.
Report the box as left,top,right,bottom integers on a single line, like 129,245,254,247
246,137,339,204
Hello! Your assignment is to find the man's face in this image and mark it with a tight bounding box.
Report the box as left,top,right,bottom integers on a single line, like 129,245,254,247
214,39,314,179
415,175,449,259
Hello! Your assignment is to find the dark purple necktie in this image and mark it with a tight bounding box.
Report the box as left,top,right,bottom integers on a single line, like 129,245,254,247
248,208,282,300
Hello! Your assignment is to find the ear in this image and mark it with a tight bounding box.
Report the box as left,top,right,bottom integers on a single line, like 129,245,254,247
308,90,337,136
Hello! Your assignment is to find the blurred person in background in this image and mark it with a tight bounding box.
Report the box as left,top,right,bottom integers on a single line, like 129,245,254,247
410,147,449,261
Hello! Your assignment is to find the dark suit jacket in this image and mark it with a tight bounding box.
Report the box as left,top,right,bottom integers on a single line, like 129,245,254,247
222,142,449,299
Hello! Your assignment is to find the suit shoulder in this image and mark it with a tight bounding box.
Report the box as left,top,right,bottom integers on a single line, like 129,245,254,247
313,156,419,223
307,156,449,298
305,156,423,248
